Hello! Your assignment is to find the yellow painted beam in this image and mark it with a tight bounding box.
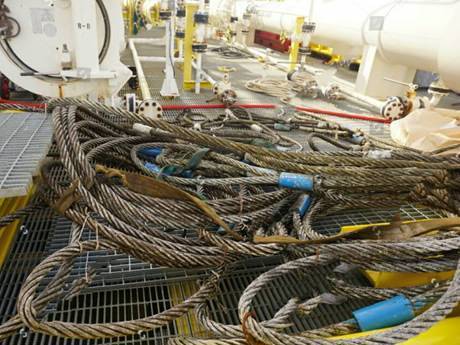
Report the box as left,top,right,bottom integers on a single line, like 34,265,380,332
168,281,210,337
332,317,460,344
127,0,134,35
183,3,198,90
340,220,454,288
183,80,212,91
289,17,305,72
0,185,36,267
182,3,212,91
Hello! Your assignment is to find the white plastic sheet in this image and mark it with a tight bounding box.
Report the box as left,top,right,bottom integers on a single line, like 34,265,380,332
390,108,460,154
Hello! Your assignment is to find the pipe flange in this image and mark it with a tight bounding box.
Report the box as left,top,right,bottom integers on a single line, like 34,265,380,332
176,9,186,17
299,47,310,54
159,10,172,20
302,22,316,33
138,100,163,119
381,96,407,121
194,13,209,24
175,31,185,39
323,84,341,100
303,80,320,99
218,89,238,106
192,43,207,53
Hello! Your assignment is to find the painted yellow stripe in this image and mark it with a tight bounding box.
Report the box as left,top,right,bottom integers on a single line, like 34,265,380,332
332,317,460,344
168,281,211,337
340,220,455,288
0,185,36,267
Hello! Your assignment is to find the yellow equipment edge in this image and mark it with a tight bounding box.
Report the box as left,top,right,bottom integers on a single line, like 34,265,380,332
0,184,36,267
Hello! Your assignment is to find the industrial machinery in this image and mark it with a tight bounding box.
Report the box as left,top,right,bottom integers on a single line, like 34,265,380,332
210,0,460,99
0,0,131,99
381,78,451,120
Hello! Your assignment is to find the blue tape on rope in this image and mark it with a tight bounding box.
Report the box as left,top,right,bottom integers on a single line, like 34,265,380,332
139,147,162,158
296,194,312,217
279,173,314,191
353,295,414,332
144,162,162,174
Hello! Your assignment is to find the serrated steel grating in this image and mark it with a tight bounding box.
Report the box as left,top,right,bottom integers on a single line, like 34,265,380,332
0,112,53,198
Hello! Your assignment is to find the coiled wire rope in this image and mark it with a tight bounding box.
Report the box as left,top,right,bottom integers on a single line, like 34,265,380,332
0,98,458,343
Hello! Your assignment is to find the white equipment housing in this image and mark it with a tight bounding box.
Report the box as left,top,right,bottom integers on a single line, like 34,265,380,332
0,0,131,98
210,0,460,98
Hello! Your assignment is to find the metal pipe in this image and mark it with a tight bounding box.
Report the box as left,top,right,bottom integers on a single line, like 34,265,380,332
162,103,277,110
233,43,288,72
128,39,152,100
129,37,166,45
295,105,390,124
195,54,203,94
0,99,45,109
232,42,382,112
192,61,216,86
308,0,315,20
178,41,184,59
139,56,184,62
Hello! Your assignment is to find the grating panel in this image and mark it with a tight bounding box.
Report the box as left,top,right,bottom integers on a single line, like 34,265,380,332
0,205,57,333
0,204,372,345
3,285,176,345
313,204,444,236
0,112,53,198
203,261,369,335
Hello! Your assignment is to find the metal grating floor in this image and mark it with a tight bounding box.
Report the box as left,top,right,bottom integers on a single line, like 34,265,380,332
0,197,442,345
0,112,53,198
0,206,369,345
313,204,444,237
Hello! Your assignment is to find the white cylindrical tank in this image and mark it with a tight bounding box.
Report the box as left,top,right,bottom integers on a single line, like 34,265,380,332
210,0,460,92
0,0,130,98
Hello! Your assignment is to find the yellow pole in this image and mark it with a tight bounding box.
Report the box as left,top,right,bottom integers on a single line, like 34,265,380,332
289,16,305,72
183,3,198,90
127,0,134,35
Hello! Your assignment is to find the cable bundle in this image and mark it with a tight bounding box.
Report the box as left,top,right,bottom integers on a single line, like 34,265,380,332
0,98,459,343
245,79,303,103
211,46,253,59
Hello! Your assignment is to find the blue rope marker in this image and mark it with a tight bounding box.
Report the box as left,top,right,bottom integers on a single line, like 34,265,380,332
295,194,312,217
138,147,163,159
279,173,314,191
352,295,415,331
144,162,162,174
